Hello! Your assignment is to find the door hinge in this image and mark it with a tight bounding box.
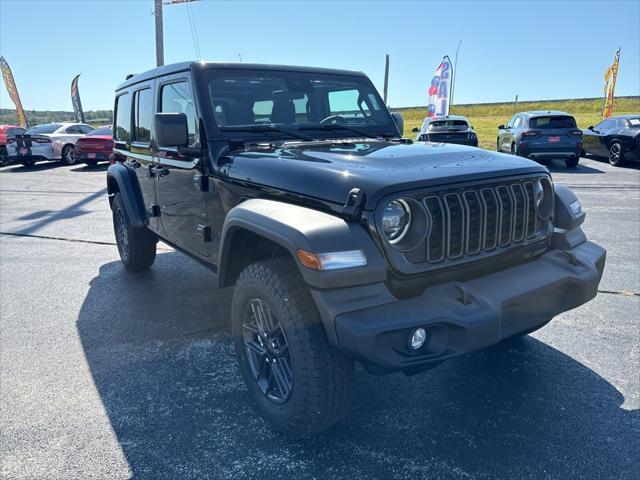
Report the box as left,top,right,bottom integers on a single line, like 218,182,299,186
149,204,161,217
196,224,212,242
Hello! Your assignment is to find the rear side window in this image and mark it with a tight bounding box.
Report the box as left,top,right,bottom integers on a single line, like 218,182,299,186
160,81,198,145
133,88,153,143
115,93,131,142
6,127,25,136
627,118,640,128
25,124,61,135
530,116,577,129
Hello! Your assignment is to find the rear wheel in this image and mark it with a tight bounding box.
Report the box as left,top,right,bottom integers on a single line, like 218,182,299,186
510,142,516,155
232,258,354,439
112,192,156,272
608,142,625,166
565,156,579,168
61,144,76,165
496,139,501,152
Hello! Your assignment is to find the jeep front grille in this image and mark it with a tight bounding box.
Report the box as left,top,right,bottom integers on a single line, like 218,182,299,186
405,178,549,266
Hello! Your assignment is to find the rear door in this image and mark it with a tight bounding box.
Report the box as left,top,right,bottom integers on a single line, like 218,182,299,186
154,75,211,258
114,88,159,231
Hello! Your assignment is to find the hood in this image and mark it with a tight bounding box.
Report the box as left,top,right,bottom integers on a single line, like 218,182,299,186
225,140,548,210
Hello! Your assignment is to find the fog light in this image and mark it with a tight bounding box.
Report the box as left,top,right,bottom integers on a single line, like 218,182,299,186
409,328,427,350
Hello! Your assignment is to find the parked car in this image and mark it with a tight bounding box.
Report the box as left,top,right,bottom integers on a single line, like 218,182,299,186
107,61,605,439
582,115,640,166
497,111,582,167
412,115,478,146
74,126,114,166
6,122,94,166
0,124,26,166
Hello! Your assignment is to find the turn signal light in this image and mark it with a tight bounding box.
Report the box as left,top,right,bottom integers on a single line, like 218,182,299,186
296,249,366,271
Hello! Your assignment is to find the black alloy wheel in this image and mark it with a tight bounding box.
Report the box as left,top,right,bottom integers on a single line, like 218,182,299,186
243,298,293,403
608,142,625,167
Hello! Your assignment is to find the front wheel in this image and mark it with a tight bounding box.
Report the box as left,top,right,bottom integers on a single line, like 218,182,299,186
232,258,354,439
0,146,8,166
112,192,156,272
608,142,625,166
61,145,76,165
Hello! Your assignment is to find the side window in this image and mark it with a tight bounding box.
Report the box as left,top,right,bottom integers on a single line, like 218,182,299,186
513,116,522,128
115,93,131,142
133,88,152,143
506,116,516,128
160,81,198,145
253,100,273,124
80,125,93,134
596,119,612,131
66,125,82,134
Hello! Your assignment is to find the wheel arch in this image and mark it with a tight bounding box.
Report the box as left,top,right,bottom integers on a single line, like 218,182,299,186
217,199,387,290
106,162,148,228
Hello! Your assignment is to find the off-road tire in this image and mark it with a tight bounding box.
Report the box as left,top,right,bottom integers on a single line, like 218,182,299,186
61,144,76,165
232,258,354,439
565,156,579,168
608,142,625,167
112,192,156,272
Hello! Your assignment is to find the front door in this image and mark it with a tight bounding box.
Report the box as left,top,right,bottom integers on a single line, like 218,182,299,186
154,78,211,258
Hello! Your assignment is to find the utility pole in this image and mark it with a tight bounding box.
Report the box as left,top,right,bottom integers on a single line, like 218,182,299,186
154,0,164,67
514,94,518,114
383,54,390,105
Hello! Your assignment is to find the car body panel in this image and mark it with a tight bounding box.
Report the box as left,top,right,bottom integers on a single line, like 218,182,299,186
6,122,94,162
582,115,640,161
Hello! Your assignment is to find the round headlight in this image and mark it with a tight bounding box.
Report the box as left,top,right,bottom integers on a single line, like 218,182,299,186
534,177,554,219
382,199,411,243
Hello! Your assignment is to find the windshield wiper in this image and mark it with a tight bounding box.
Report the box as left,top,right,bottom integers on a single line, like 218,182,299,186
220,125,315,142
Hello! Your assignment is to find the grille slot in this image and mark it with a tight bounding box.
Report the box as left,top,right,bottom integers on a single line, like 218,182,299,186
416,178,548,267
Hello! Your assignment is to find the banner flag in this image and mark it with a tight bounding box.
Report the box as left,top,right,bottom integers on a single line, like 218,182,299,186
427,56,452,118
0,56,27,127
603,48,621,119
71,74,86,123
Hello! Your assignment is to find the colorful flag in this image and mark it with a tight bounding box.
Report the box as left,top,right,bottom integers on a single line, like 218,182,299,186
603,48,621,119
71,74,86,123
427,56,452,118
0,56,27,127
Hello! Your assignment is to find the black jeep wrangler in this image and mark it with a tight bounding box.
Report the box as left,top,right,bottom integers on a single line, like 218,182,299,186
107,62,606,438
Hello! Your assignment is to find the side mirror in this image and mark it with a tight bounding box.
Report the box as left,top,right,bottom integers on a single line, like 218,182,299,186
155,112,188,147
391,112,404,136
411,127,420,133
498,124,505,130
588,125,594,131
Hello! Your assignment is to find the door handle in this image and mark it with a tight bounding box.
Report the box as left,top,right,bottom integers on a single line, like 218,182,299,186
150,165,170,177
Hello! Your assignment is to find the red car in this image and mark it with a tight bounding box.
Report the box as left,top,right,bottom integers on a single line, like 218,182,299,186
74,126,114,166
0,124,26,166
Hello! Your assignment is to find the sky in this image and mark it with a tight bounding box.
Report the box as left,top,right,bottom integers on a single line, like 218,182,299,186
0,0,639,112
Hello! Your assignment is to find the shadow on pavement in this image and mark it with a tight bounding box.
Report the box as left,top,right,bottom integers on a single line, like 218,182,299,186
77,252,639,480
2,161,62,172
544,159,606,174
70,163,110,173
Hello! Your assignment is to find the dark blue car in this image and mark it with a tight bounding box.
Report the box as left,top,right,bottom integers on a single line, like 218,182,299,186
497,111,582,167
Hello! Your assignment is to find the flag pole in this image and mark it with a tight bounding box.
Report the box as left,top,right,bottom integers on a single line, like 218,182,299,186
450,40,462,111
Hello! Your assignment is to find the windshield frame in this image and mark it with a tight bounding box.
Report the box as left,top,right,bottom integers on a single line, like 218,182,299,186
200,67,399,142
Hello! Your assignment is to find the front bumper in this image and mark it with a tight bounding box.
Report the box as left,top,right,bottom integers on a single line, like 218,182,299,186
313,241,605,373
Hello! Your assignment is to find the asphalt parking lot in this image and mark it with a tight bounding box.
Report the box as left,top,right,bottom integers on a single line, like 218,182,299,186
0,156,638,480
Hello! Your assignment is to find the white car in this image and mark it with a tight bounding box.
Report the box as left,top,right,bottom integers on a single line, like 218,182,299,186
6,122,94,166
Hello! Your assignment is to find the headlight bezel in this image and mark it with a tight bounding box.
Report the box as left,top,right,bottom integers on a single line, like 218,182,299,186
379,197,430,251
382,199,412,244
535,177,554,220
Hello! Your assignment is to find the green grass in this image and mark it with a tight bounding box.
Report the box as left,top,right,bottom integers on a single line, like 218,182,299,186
392,96,640,150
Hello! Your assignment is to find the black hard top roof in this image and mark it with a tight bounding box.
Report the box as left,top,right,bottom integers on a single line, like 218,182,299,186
116,61,366,91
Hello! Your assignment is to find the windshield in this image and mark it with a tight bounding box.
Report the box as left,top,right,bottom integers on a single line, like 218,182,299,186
428,120,468,131
88,127,113,136
529,116,577,129
25,123,61,135
203,68,396,139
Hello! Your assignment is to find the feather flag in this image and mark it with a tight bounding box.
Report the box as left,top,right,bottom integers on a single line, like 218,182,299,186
0,56,27,127
71,74,86,124
603,48,621,119
427,56,452,118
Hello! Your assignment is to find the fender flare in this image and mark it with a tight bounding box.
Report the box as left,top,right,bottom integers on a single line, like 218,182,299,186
106,162,148,228
217,199,387,290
